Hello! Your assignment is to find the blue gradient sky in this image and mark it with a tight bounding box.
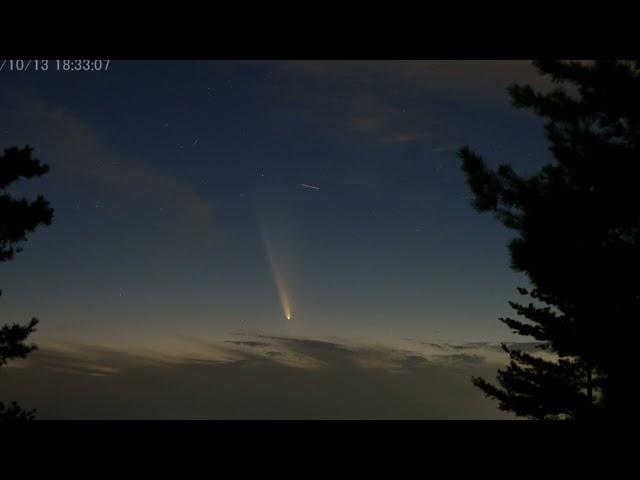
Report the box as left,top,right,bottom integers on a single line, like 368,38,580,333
1,60,551,353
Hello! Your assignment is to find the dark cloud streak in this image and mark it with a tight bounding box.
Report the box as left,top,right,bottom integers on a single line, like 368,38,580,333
1,335,514,419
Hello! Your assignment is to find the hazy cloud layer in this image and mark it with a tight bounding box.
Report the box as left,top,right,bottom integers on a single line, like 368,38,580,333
262,60,554,153
0,94,222,244
1,335,515,419
279,60,549,104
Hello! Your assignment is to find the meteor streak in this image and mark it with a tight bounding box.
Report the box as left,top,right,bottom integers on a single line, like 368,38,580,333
301,183,320,190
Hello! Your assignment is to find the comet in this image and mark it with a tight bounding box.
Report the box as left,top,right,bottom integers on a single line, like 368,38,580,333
301,183,320,190
259,223,293,321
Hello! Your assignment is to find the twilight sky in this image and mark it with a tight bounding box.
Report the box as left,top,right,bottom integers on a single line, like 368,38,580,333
0,61,554,418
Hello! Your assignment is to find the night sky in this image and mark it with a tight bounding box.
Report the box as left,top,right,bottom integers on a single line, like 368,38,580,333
1,61,554,418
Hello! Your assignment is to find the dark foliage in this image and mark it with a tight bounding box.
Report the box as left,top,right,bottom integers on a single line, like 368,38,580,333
0,145,53,421
459,61,640,419
0,146,53,261
0,317,39,366
0,401,36,421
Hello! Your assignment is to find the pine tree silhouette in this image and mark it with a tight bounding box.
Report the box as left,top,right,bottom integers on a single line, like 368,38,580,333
0,146,53,421
459,61,640,419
